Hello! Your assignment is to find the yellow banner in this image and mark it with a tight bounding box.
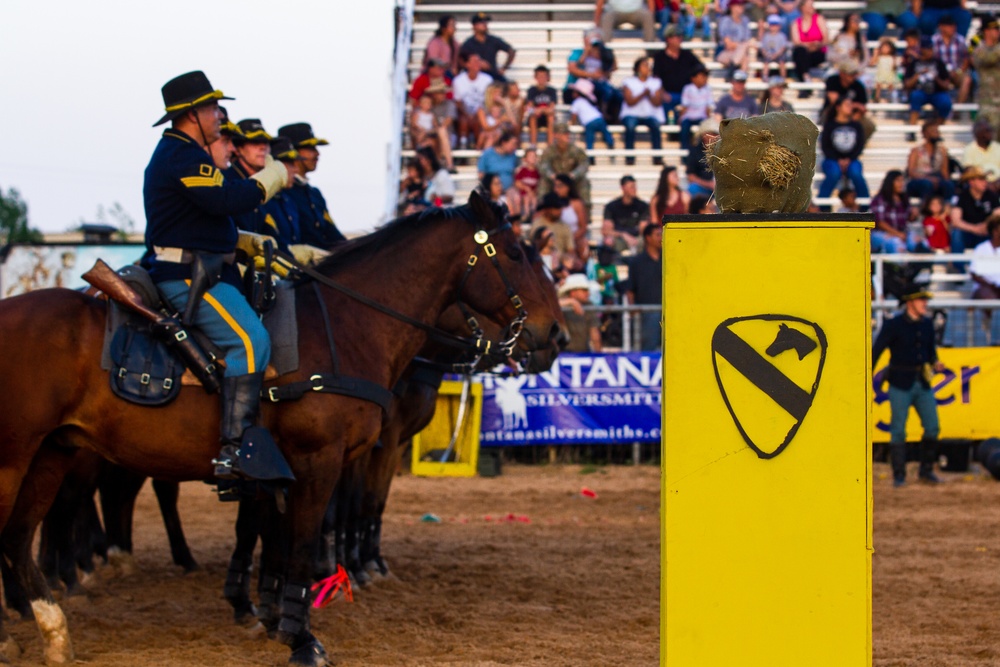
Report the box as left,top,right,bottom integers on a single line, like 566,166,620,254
873,346,1000,441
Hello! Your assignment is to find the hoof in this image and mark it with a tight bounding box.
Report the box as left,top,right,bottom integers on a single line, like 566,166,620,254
78,570,102,593
244,621,267,639
233,603,259,629
106,547,137,578
351,568,372,589
0,635,22,663
363,558,390,579
31,600,74,665
289,638,329,667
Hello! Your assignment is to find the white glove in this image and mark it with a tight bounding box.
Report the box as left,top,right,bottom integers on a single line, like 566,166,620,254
251,155,288,203
236,230,277,258
288,244,331,266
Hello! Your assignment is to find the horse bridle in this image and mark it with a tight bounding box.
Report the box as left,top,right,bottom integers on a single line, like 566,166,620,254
454,222,529,362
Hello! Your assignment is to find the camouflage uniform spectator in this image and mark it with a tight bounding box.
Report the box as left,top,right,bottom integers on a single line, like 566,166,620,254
972,18,1000,133
538,122,591,205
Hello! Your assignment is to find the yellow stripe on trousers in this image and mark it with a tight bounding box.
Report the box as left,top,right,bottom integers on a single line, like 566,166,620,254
185,280,256,374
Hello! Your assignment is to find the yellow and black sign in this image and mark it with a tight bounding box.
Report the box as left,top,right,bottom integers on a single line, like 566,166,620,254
662,213,873,667
712,315,827,458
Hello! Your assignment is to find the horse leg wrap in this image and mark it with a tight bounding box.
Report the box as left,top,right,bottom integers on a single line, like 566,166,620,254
224,560,256,623
276,583,311,646
258,574,283,635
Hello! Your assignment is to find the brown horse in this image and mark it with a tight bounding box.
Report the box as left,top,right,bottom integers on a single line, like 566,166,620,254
0,192,563,666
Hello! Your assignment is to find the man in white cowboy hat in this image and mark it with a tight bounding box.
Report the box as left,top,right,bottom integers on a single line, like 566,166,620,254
872,285,945,487
558,273,602,352
143,70,287,480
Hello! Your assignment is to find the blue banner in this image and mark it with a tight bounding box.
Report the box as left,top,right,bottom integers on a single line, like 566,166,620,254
477,352,662,445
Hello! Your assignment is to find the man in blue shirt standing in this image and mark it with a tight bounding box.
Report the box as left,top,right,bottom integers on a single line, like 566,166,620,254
143,71,287,480
872,285,945,487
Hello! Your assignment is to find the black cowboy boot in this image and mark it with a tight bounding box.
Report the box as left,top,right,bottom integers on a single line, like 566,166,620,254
890,443,907,487
213,372,265,480
918,438,941,484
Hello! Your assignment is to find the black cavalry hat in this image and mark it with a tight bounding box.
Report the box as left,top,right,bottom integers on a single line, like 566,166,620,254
218,106,243,138
235,119,273,144
899,284,933,302
270,137,300,162
277,122,330,148
154,70,233,127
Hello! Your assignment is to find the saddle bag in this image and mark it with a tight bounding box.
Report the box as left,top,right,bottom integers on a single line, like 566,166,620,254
108,321,183,406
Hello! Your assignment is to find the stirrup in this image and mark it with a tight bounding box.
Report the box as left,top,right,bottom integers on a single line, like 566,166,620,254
213,446,241,480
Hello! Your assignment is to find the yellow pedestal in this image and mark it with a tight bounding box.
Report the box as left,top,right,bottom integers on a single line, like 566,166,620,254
661,214,874,666
411,380,482,477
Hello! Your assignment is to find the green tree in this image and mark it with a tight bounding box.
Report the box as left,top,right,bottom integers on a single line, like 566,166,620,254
0,187,42,245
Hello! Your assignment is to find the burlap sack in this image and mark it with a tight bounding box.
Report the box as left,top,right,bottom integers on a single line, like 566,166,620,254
706,113,818,214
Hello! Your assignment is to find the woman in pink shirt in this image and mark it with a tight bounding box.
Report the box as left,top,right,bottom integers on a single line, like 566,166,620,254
790,0,829,94
424,15,460,76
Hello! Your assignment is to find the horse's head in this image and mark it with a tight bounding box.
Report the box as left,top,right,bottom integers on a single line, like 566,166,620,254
456,191,566,370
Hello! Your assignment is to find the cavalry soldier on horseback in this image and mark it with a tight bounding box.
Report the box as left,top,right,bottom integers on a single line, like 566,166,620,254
206,106,243,171
277,122,347,247
227,118,275,236
143,70,287,480
261,137,303,252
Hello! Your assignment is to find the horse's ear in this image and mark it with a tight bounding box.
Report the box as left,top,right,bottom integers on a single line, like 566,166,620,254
467,189,497,227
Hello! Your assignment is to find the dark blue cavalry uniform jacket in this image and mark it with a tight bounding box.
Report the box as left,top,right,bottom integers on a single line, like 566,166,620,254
872,312,938,390
261,191,301,252
143,129,264,288
287,178,346,248
223,160,269,240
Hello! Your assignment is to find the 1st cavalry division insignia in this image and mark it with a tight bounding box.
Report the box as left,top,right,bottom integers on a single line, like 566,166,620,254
711,315,827,459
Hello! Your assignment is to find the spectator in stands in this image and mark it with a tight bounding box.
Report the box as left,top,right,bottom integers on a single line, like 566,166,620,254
714,69,761,119
650,165,690,221
676,0,715,41
595,0,657,43
760,76,795,112
525,65,558,146
903,36,954,125
870,170,912,253
427,81,457,171
819,95,870,202
452,54,494,149
970,218,1000,330
652,26,706,121
790,0,830,95
678,66,713,149
409,94,437,157
871,284,944,488
906,119,955,201
901,28,922,70
603,175,651,251
921,194,952,251
625,223,664,351
409,58,452,104
972,18,1000,136
480,172,506,206
477,84,508,149
932,15,971,103
554,173,591,263
478,130,520,213
913,0,971,38
620,56,666,165
514,147,540,220
566,28,621,108
423,15,460,76
717,0,755,79
569,79,615,152
836,188,860,213
399,159,429,214
828,13,867,72
962,119,1000,187
685,118,720,197
688,194,718,213
501,81,525,132
822,61,876,148
951,166,1000,252
460,12,515,83
532,224,563,272
417,146,456,207
871,38,900,103
532,192,576,262
862,0,917,41
758,14,790,80
538,122,592,204
559,273,603,353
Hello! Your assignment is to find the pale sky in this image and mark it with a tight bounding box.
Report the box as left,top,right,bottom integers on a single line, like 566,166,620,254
0,0,397,237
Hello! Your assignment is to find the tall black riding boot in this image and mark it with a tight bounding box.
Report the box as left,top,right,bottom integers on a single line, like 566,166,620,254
890,443,907,487
918,438,941,484
213,372,265,480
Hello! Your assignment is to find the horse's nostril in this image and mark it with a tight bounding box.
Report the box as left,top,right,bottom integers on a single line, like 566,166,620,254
556,329,570,351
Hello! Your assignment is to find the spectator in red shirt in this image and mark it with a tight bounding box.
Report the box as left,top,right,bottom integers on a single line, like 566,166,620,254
514,147,541,220
921,194,952,251
410,58,452,103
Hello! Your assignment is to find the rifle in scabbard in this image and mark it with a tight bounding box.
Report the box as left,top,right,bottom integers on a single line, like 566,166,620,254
82,259,221,394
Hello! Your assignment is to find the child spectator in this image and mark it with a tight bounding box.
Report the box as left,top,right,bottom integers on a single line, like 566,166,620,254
399,160,428,214
569,79,614,151
477,99,506,149
678,66,713,149
501,81,525,132
525,65,558,145
901,28,922,71
409,93,436,150
872,38,899,102
514,147,541,220
716,0,755,77
922,194,952,251
836,188,860,213
759,13,790,80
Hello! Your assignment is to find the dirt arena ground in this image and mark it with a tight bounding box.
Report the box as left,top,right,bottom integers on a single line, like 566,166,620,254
6,462,1000,666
